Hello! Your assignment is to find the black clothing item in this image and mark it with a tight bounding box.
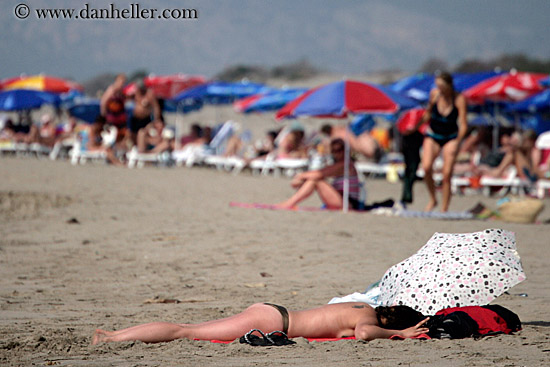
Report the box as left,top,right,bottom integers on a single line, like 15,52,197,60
401,131,424,203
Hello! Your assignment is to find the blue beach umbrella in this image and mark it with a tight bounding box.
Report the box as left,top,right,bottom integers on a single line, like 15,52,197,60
0,89,61,111
65,97,101,123
234,88,308,113
453,71,505,92
506,89,550,114
389,73,434,103
172,80,271,105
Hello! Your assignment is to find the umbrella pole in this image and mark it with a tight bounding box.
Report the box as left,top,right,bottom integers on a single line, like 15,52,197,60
343,123,350,213
492,103,500,153
175,102,182,151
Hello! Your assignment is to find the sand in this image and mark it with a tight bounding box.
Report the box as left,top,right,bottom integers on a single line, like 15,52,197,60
1,155,549,366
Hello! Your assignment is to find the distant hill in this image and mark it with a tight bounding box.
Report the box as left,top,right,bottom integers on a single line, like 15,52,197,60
2,0,549,82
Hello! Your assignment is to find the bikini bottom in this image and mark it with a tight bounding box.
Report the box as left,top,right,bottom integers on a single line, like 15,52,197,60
263,303,289,334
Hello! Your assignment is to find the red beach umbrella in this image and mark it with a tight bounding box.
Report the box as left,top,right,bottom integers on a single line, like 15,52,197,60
124,74,206,99
233,93,264,113
464,71,546,104
276,80,417,120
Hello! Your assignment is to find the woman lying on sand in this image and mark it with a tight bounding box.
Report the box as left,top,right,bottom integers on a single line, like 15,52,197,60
92,302,429,344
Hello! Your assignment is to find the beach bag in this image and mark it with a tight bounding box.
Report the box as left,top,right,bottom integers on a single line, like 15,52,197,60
427,311,479,339
498,198,544,224
429,305,521,339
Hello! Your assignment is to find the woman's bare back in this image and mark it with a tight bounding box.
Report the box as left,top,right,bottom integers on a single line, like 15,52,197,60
288,302,378,338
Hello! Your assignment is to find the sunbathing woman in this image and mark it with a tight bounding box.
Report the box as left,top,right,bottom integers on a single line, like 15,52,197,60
92,302,429,344
276,138,362,210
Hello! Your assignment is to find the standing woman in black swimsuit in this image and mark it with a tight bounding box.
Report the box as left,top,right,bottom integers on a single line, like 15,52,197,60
413,72,468,212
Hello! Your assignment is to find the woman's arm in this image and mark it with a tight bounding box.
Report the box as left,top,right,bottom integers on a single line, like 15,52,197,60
455,94,468,143
354,318,430,341
149,91,162,121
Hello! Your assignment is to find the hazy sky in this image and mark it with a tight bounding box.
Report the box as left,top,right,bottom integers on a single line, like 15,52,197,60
2,0,549,82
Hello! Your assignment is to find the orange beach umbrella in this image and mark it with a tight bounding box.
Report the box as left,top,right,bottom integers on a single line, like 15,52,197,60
1,75,83,94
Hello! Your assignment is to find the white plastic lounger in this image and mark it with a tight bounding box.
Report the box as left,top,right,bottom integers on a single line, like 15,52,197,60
479,167,531,196
535,179,550,199
70,140,108,165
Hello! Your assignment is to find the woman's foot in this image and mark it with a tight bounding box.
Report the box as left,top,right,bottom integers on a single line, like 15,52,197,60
274,202,297,210
424,199,437,212
92,329,112,345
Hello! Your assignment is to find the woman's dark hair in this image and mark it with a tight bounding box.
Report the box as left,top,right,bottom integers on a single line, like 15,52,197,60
375,305,426,330
330,138,345,151
321,124,333,136
436,71,455,91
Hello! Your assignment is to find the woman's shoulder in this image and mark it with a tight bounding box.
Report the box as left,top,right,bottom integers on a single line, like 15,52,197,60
454,93,467,107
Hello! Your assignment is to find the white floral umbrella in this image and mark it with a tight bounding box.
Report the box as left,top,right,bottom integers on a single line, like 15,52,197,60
378,229,526,315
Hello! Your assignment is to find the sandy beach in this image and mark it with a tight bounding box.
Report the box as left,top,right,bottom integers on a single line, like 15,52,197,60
1,154,549,366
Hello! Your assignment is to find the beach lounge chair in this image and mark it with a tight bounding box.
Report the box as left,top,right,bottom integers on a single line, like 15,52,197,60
248,152,309,177
70,126,117,165
125,128,175,168
202,121,248,174
0,141,24,156
173,120,237,169
535,179,550,199
355,161,405,179
126,147,171,168
28,142,52,158
479,167,531,196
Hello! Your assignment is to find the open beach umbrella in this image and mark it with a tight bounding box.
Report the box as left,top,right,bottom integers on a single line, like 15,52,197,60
378,229,526,315
171,80,271,149
464,71,546,104
65,97,101,123
234,88,307,113
172,80,271,105
452,70,504,92
276,80,418,212
506,89,550,114
388,73,434,103
464,71,547,151
0,89,61,111
2,75,83,94
276,80,417,120
123,74,206,99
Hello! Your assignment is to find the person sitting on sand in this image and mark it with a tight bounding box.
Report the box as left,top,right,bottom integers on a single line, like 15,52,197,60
277,138,362,210
92,302,429,344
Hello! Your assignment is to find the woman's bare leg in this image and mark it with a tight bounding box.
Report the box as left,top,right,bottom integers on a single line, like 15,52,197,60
277,179,318,208
440,140,459,212
93,303,283,344
136,129,147,153
421,137,441,211
315,180,344,209
513,150,535,179
490,151,515,177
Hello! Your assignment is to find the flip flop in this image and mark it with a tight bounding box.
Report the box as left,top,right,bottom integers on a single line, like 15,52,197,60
265,331,296,346
239,329,295,346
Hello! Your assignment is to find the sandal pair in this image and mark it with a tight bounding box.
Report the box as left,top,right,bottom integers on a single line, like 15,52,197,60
239,329,296,346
